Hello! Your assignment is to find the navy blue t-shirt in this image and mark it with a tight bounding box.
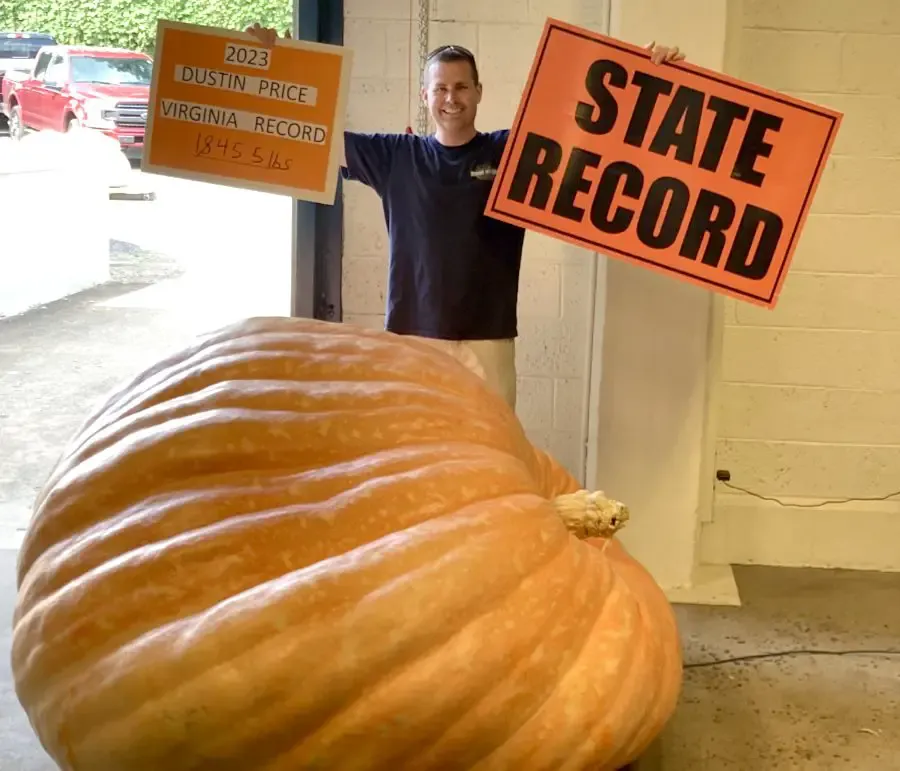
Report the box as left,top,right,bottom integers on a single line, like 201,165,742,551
341,130,526,341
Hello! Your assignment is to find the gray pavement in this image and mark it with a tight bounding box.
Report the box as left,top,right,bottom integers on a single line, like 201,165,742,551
0,162,294,766
1,166,293,541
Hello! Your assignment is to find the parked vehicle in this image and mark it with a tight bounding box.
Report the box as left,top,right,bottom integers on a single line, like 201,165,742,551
0,31,57,126
1,45,151,159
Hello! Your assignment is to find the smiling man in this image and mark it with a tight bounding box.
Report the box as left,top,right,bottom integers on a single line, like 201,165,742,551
247,24,684,409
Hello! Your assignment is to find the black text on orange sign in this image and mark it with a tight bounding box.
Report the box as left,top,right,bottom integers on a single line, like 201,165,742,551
507,59,786,281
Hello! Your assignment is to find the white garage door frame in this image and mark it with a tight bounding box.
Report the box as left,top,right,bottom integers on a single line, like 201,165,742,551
583,251,608,491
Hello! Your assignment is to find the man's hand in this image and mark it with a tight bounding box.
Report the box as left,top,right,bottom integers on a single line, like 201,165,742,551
644,42,686,65
245,23,291,46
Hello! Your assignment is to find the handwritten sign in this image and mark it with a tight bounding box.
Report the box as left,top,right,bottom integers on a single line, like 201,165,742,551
485,19,842,308
143,20,352,204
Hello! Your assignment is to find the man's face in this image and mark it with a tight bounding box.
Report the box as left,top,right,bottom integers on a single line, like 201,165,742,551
422,59,482,134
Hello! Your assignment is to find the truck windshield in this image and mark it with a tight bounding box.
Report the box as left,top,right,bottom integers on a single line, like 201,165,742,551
0,34,57,58
70,55,152,85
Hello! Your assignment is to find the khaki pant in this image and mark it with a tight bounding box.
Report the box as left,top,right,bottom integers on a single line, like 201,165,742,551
413,336,517,410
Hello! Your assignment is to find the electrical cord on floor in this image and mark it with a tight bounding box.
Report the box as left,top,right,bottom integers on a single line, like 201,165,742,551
717,478,900,509
700,475,900,669
684,648,900,670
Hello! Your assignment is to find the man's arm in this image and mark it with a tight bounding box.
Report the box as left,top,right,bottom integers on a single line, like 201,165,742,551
341,132,404,193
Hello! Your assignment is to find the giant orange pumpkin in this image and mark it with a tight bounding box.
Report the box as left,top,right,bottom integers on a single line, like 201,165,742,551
12,317,682,771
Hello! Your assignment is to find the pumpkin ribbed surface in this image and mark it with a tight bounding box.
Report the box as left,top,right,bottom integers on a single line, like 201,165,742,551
12,317,682,771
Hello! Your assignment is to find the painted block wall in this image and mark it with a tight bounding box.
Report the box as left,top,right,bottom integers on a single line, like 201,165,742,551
701,0,900,571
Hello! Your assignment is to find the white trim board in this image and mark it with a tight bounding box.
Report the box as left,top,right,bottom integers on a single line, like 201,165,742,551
583,251,607,490
665,563,741,607
700,492,900,572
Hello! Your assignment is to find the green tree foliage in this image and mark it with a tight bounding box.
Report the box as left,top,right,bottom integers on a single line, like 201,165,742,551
0,0,291,53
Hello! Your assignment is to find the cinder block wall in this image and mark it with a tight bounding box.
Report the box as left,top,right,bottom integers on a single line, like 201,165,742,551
340,0,417,330
702,0,900,570
340,0,612,481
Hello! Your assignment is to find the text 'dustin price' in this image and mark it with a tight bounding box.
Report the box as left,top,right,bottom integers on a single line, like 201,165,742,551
159,99,328,144
175,65,318,107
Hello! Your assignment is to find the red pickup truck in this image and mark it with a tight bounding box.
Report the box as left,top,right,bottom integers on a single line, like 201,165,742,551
1,45,152,159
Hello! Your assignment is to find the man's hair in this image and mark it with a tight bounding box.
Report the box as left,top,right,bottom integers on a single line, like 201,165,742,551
423,44,480,86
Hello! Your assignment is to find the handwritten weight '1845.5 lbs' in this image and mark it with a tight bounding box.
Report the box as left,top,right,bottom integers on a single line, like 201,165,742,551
193,132,294,171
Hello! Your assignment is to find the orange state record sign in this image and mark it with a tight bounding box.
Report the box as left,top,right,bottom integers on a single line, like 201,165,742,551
143,20,352,204
485,18,842,308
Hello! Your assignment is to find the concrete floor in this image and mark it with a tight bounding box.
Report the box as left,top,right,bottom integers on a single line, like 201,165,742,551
2,220,900,769
667,566,900,769
3,552,898,771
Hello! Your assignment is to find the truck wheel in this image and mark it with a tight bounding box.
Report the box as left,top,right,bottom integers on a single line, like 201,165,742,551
8,104,24,141
66,116,82,132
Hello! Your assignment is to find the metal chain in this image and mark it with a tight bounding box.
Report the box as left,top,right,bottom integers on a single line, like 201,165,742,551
415,0,430,134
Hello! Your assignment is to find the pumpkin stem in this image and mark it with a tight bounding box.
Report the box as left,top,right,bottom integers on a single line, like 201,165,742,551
552,490,629,539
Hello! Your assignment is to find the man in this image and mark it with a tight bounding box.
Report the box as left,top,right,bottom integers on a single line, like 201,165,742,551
247,23,684,409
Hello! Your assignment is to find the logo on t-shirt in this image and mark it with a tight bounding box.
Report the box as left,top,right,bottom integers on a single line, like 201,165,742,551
470,163,498,181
